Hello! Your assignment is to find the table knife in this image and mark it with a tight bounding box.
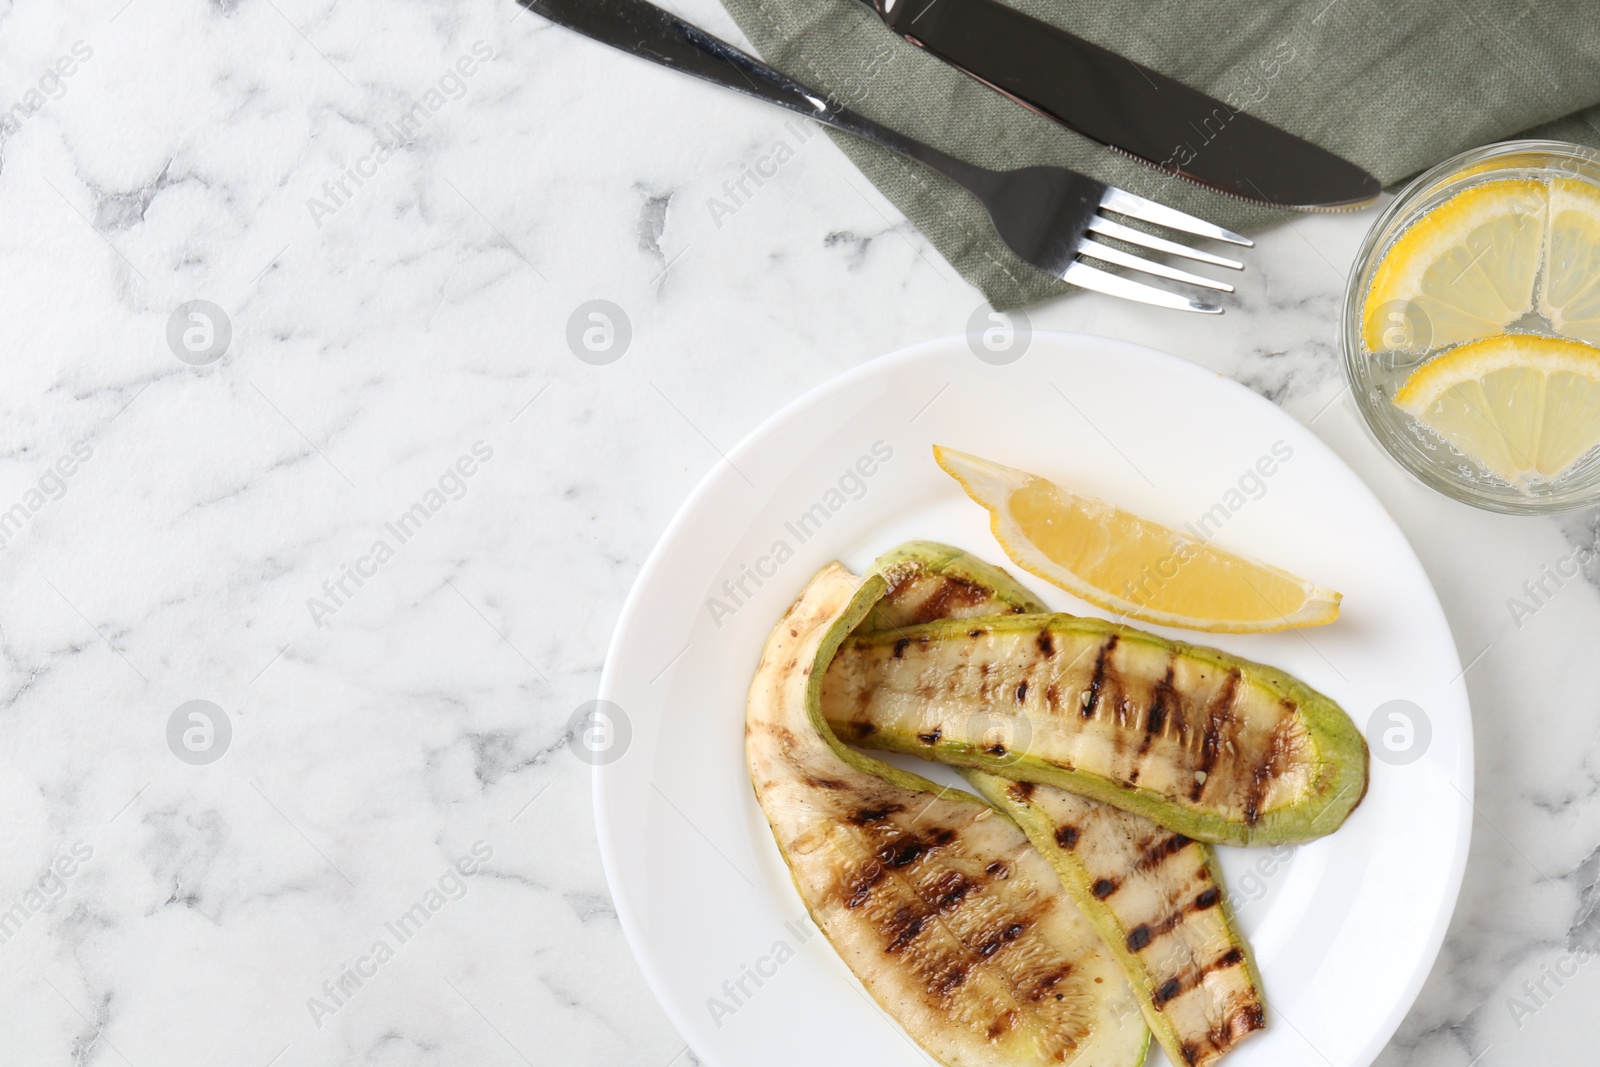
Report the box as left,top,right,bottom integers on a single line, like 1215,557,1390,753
857,0,1381,210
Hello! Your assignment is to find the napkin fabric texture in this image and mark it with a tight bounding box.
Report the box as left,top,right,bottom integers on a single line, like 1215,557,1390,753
715,0,1600,308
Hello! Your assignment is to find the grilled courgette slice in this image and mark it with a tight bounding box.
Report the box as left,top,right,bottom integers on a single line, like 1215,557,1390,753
822,589,1368,847
845,543,1267,1067
747,563,1149,1067
970,774,1266,1067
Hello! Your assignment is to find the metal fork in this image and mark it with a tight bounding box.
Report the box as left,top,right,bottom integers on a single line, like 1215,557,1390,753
521,0,1251,313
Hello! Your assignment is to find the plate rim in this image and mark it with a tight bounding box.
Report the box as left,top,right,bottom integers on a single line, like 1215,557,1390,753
594,331,1475,1067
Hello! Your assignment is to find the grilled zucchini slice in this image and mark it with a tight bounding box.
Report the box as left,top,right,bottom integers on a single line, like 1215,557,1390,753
822,593,1368,847
845,543,1267,1066
971,774,1266,1067
747,563,1149,1067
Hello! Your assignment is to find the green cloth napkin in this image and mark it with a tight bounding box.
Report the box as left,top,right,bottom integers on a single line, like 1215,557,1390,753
715,0,1600,308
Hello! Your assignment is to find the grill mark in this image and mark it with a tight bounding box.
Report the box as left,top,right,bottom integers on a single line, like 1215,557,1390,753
846,803,904,825
843,862,887,908
850,721,877,739
1138,662,1176,759
985,1008,1019,1040
1136,833,1193,871
1212,1002,1267,1050
933,962,969,995
1083,635,1117,718
907,576,992,624
1194,887,1221,910
880,564,918,601
1036,631,1054,657
1244,708,1296,826
1212,947,1245,969
879,838,926,869
1181,1041,1201,1066
1010,781,1036,801
1028,964,1072,1001
969,628,985,638
1015,681,1028,703
985,861,1008,878
1054,824,1079,849
975,920,1030,961
931,870,975,910
802,775,848,790
1126,906,1187,953
1189,678,1236,802
1152,909,1185,937
879,828,951,870
1045,683,1059,711
1233,1002,1266,1036
1220,674,1253,811
1244,769,1266,826
885,906,926,953
1154,977,1182,1005
893,637,910,658
917,726,942,745
1091,878,1117,899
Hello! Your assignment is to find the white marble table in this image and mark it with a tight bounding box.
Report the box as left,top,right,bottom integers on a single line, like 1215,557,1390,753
1,1,1595,1064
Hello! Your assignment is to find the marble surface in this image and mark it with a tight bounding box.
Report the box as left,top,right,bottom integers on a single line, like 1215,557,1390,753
1,0,1596,1064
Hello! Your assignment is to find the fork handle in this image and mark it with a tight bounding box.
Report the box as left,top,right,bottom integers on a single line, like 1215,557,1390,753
521,0,993,189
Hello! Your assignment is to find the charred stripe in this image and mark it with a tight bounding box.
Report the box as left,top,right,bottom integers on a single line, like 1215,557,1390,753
1192,669,1239,801
1083,634,1118,719
846,803,905,825
1135,832,1194,870
908,575,992,625
1139,662,1176,757
884,906,926,953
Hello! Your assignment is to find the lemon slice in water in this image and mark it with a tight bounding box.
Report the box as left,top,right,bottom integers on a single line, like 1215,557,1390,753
1363,179,1546,355
1394,334,1600,482
1540,177,1600,347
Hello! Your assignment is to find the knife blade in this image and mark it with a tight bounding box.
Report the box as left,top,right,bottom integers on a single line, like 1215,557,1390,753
859,0,1380,210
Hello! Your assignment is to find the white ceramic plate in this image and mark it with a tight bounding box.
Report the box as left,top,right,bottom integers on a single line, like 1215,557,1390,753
596,334,1473,1067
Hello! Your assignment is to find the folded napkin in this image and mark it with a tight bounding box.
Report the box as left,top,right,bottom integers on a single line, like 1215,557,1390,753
716,0,1600,308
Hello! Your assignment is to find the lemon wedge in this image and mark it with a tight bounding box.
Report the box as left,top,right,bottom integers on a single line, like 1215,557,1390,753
1393,334,1600,482
934,446,1341,633
1540,177,1600,347
1362,179,1547,355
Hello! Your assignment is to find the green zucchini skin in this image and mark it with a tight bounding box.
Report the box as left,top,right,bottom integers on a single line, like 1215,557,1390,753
746,564,1150,1067
849,543,1268,1066
824,607,1368,848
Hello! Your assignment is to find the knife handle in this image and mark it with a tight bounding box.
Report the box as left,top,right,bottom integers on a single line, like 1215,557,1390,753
520,0,988,185
523,0,838,118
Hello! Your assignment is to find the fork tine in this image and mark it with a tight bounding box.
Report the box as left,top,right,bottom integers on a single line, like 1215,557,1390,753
1076,240,1234,293
1062,260,1223,314
1086,216,1244,270
1099,187,1253,247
